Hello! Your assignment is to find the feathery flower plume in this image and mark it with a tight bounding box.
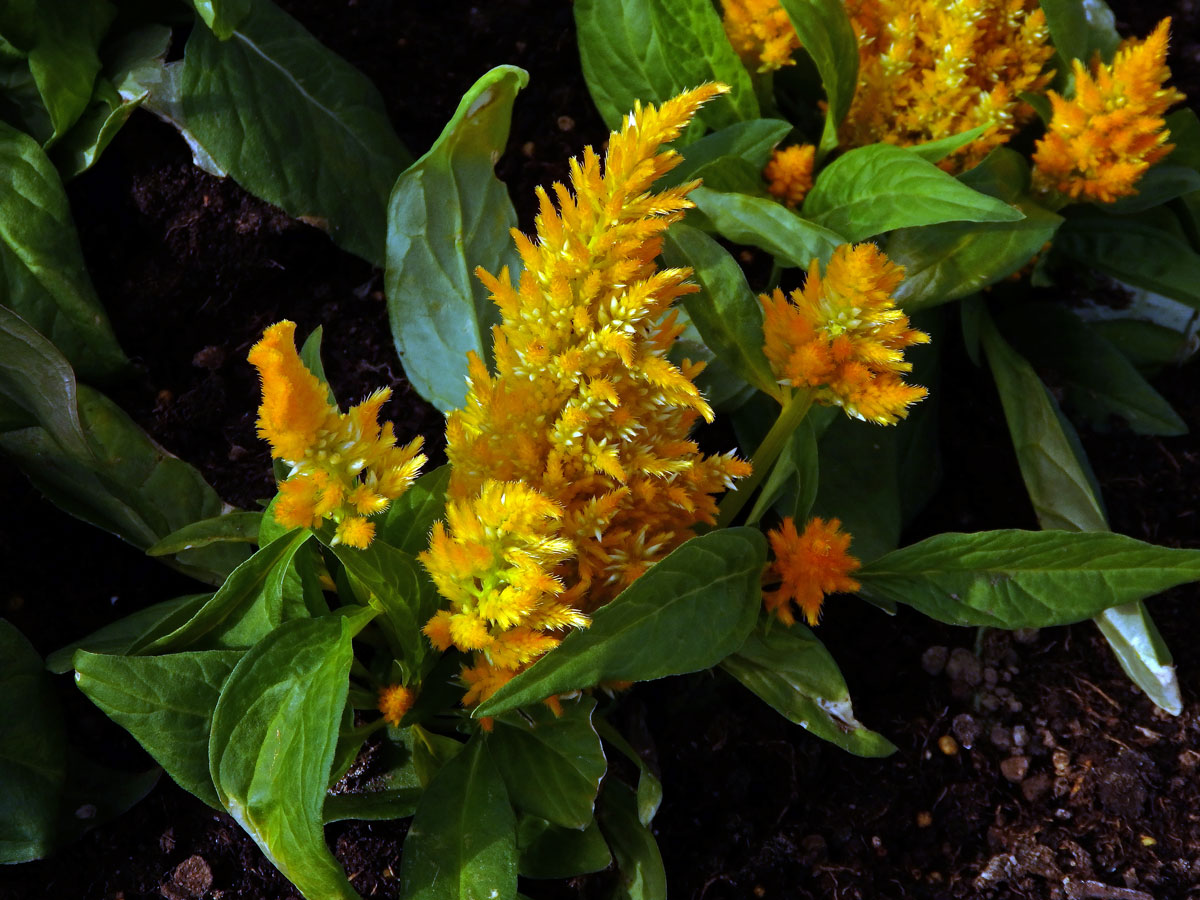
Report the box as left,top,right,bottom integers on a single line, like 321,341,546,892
760,244,929,425
764,516,860,627
765,144,816,208
721,0,802,73
420,84,753,705
377,684,416,727
249,321,426,548
1032,18,1185,203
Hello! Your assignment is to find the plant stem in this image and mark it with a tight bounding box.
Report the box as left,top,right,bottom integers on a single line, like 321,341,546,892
716,388,814,528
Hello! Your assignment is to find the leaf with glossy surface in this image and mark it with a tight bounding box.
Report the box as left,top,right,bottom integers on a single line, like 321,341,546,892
52,77,143,178
660,119,793,189
778,0,858,155
906,125,991,163
1095,601,1181,715
596,780,666,900
147,511,263,557
1040,0,1088,64
209,617,357,900
26,0,114,142
803,144,1024,241
191,0,251,39
692,186,844,267
379,465,450,555
722,623,895,756
181,0,410,264
0,121,126,377
74,648,242,808
856,530,1200,628
489,698,606,830
323,788,421,824
400,733,517,900
386,66,525,412
476,529,767,717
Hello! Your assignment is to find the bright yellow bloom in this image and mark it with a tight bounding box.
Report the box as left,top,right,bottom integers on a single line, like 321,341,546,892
377,684,416,727
841,0,1054,169
764,516,860,626
1033,19,1185,204
761,244,929,424
248,321,426,547
764,144,815,208
421,84,753,703
721,0,802,72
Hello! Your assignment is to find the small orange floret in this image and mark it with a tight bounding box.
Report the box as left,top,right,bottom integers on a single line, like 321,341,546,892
764,145,815,208
721,0,802,72
377,684,416,727
764,516,861,626
1033,18,1185,203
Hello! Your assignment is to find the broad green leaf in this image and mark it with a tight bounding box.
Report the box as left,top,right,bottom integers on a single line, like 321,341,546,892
1087,319,1189,371
147,511,263,557
722,622,896,757
659,119,793,189
1080,0,1121,63
323,788,421,824
0,51,53,143
661,223,777,396
812,415,901,564
856,530,1200,628
1104,165,1200,215
1039,0,1088,64
802,143,1024,241
1094,601,1181,715
596,780,666,900
518,816,611,880
778,0,858,156
1054,214,1200,310
906,125,990,164
410,725,466,788
51,77,143,178
0,120,125,377
181,0,410,264
477,528,766,717
671,305,756,411
191,0,251,39
378,465,450,555
1166,109,1200,172
45,593,209,674
0,386,246,583
593,718,662,827
130,529,310,654
997,303,1186,436
209,617,357,900
0,620,65,863
489,697,606,830
385,66,525,412
298,325,333,403
74,648,242,808
692,186,844,267
26,0,114,142
400,733,517,900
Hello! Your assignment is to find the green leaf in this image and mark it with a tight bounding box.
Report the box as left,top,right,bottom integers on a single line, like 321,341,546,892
661,223,777,396
856,529,1200,628
45,594,209,674
778,0,858,156
323,788,421,824
51,76,143,178
147,511,264,557
722,622,895,757
803,143,1024,241
74,648,243,808
209,617,358,900
1087,318,1189,371
746,416,818,526
385,66,525,412
592,718,662,827
518,816,611,880
906,125,991,164
1039,0,1088,64
399,733,517,900
476,528,766,717
596,780,666,900
25,0,114,143
997,303,1186,436
180,0,410,264
692,186,844,267
0,620,65,863
0,120,126,378
191,0,251,39
659,119,793,189
1094,601,1181,715
812,415,901,564
1081,0,1121,63
489,697,606,830
130,529,310,654
1104,165,1200,215
1166,109,1200,172
379,465,450,556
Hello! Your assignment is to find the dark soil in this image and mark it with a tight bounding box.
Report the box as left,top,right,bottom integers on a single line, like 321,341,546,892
4,2,1200,899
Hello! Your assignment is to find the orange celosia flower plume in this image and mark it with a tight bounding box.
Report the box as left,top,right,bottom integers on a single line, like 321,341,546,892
722,0,802,73
420,84,753,705
764,516,861,627
764,144,816,209
761,243,929,425
1032,18,1185,204
248,321,426,548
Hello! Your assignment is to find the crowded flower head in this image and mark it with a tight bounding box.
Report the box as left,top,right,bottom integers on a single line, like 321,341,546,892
1033,18,1185,204
764,144,816,208
420,83,753,706
721,0,802,73
761,243,929,425
248,320,426,548
764,516,861,627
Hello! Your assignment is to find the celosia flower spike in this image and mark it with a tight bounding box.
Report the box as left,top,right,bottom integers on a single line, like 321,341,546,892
764,144,815,208
764,516,861,627
760,244,929,425
377,684,416,728
422,84,753,707
249,321,426,548
722,0,802,73
1032,19,1185,203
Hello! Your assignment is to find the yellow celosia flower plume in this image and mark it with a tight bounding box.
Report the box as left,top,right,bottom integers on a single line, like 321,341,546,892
763,516,861,627
764,144,816,208
721,0,802,73
420,83,754,705
249,321,426,548
761,243,929,425
1033,18,1185,204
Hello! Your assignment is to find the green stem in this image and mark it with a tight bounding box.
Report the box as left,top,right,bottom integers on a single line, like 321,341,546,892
716,388,814,528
